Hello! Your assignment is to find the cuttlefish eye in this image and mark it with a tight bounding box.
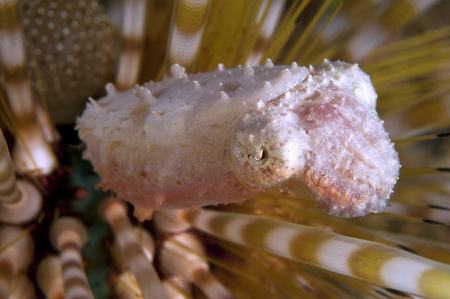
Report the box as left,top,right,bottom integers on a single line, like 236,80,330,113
247,146,269,166
228,103,311,193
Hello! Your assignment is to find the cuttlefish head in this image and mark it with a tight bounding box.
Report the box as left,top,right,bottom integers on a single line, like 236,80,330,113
228,82,400,218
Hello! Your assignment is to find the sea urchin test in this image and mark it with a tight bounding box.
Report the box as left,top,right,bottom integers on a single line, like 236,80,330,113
77,60,400,221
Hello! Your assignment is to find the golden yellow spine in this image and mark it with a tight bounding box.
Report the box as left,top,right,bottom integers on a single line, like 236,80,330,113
186,209,450,299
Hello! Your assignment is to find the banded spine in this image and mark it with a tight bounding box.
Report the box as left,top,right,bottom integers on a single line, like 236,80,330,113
100,197,168,299
164,0,211,77
0,0,57,176
50,217,94,299
245,0,286,66
0,130,20,205
340,0,439,61
185,209,450,299
160,232,235,299
36,255,64,299
115,0,148,90
0,226,33,299
0,129,42,224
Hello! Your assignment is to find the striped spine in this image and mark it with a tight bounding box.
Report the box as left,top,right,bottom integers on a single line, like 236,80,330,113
184,209,450,299
101,197,168,299
162,276,191,299
160,232,235,299
0,226,33,299
36,255,64,299
0,129,42,224
50,217,94,299
112,227,157,298
115,0,148,90
245,0,286,66
164,0,211,77
0,130,20,204
341,0,439,61
0,0,57,176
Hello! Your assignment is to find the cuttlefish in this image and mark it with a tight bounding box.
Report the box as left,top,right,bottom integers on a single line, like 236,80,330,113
77,59,400,221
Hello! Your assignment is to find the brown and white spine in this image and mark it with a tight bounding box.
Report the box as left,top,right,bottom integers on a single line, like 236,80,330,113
0,226,33,299
115,0,148,90
0,0,57,176
0,129,42,224
185,208,450,299
49,217,94,299
36,255,64,299
163,0,210,77
160,231,235,299
100,197,168,299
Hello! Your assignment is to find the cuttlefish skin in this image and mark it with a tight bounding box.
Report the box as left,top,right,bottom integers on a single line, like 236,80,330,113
77,60,400,221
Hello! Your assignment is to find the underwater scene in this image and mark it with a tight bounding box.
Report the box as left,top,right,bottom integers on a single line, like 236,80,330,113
1,0,450,298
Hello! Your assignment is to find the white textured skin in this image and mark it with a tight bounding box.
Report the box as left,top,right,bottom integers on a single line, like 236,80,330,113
77,61,309,220
77,60,400,220
229,60,400,218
